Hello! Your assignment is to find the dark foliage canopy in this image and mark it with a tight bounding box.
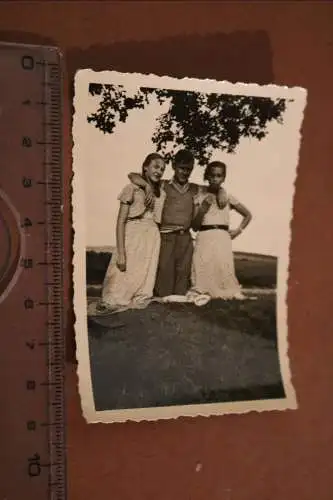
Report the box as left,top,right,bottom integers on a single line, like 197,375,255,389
87,83,289,165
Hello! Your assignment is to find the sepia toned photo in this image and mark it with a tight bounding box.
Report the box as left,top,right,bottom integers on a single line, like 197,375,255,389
72,69,307,423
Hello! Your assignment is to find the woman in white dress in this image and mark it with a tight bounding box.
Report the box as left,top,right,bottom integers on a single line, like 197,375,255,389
97,153,166,313
189,161,252,301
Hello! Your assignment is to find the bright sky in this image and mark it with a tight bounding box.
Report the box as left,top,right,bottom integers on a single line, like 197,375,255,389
79,89,300,257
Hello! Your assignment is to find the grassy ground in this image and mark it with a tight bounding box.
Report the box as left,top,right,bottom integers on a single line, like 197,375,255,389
87,294,285,412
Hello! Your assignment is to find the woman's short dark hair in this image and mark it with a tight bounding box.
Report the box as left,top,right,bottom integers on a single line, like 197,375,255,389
173,149,194,167
204,161,227,181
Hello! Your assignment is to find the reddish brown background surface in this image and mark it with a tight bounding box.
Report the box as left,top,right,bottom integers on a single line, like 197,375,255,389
1,2,333,499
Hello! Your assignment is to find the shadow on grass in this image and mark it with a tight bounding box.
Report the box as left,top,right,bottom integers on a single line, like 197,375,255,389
88,298,284,411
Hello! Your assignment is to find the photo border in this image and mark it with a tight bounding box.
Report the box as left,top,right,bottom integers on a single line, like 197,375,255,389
72,69,307,423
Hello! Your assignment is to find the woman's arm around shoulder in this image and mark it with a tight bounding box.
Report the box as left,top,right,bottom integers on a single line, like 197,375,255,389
191,192,215,231
127,173,157,208
192,184,226,209
128,172,147,188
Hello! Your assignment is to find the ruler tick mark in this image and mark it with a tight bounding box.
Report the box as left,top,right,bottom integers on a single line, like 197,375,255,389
1,43,65,498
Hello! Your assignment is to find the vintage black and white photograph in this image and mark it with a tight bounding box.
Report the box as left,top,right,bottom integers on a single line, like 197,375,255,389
72,69,307,423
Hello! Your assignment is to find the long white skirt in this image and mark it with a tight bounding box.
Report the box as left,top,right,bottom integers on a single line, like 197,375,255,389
189,229,244,300
101,218,160,312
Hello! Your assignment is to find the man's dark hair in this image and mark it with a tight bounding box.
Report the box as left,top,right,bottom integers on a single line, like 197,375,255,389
173,149,195,167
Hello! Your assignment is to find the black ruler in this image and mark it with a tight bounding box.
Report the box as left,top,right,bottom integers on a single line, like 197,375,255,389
0,42,66,499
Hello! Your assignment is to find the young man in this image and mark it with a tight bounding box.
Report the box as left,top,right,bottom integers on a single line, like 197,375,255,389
128,149,226,297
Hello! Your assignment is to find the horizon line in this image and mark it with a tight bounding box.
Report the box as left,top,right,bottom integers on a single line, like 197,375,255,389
86,245,277,261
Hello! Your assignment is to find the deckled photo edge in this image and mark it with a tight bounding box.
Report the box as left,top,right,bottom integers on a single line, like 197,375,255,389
275,87,308,413
72,73,97,421
74,67,307,100
72,68,307,424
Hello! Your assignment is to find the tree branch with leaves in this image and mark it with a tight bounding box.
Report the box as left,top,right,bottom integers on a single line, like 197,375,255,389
87,83,290,165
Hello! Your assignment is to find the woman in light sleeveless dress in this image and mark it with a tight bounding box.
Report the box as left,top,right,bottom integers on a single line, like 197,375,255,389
189,161,252,301
98,153,166,314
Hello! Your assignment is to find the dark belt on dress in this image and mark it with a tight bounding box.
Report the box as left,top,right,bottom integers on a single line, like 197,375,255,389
199,224,229,232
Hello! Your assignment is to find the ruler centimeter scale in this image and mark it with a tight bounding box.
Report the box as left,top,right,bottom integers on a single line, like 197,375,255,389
0,43,66,499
